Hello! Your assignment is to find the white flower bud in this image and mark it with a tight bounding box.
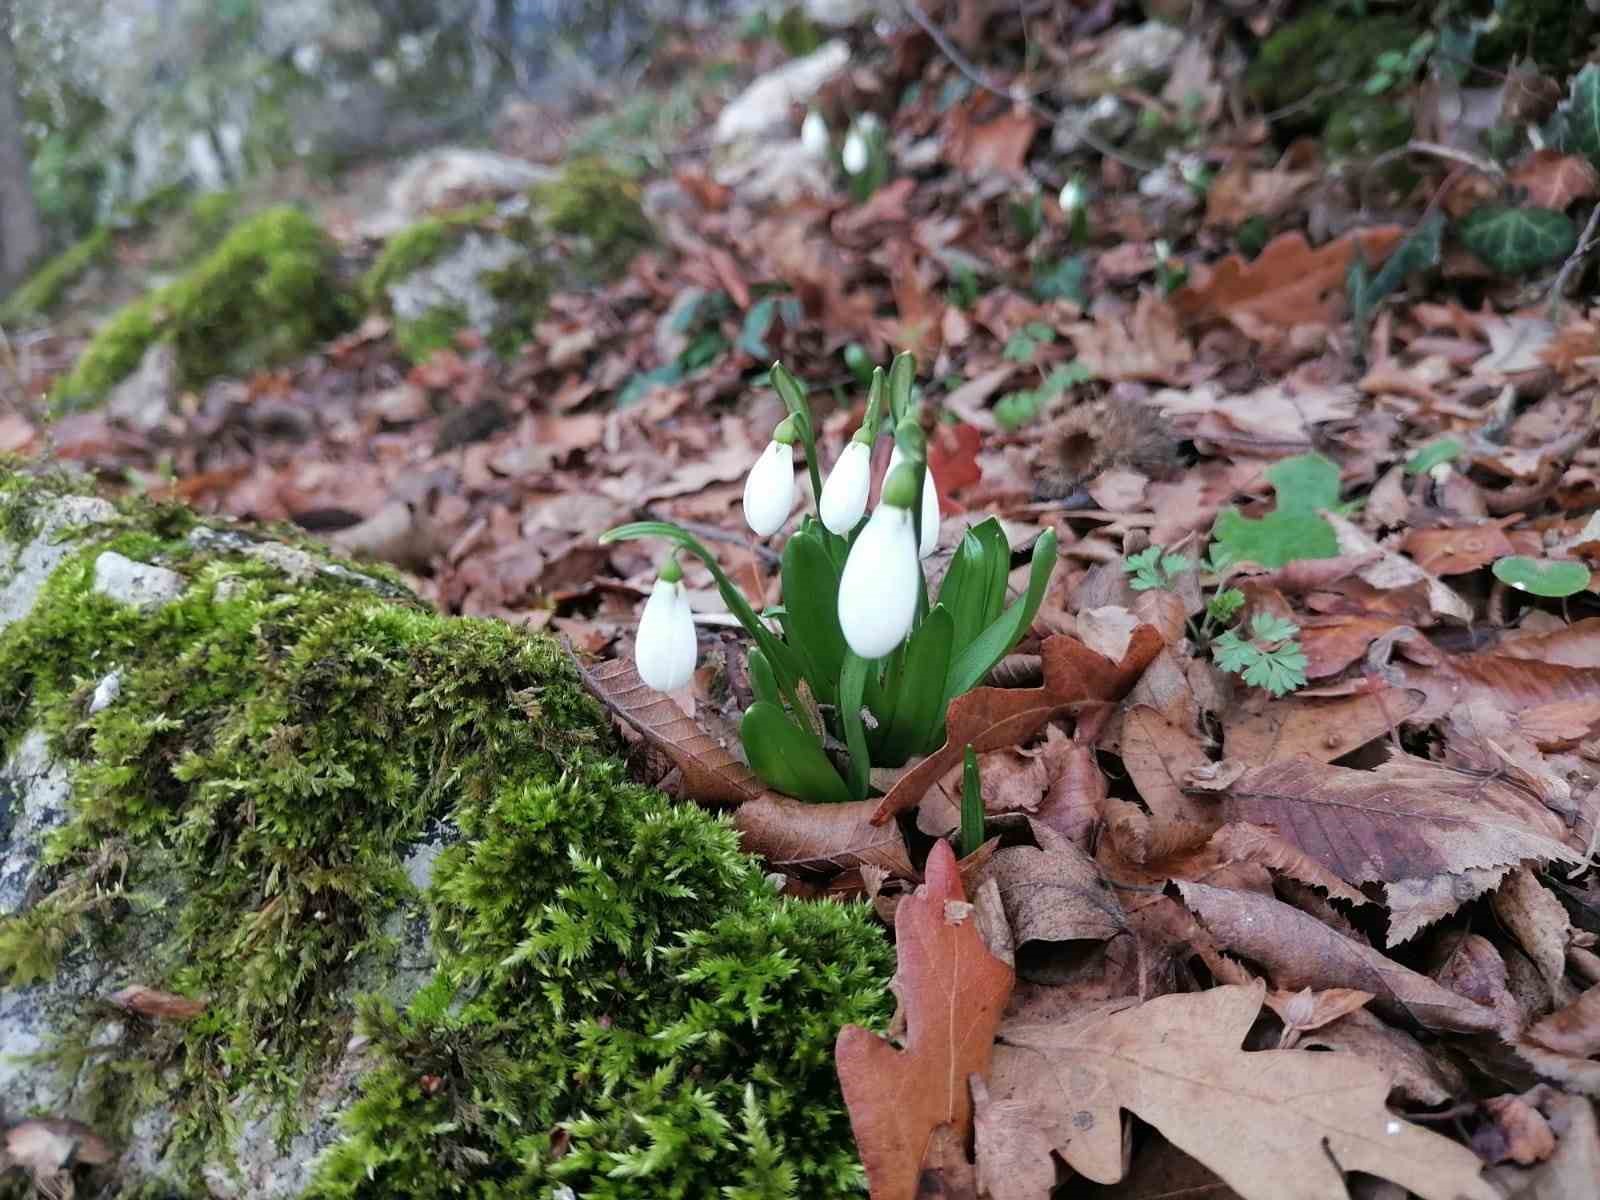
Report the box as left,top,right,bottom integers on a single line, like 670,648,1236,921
820,440,872,534
838,501,919,659
743,439,796,537
635,576,697,692
842,128,869,175
801,110,830,158
1058,177,1086,213
888,446,940,558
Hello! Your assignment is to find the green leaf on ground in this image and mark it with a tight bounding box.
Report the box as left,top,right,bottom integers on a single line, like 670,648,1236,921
1567,63,1600,166
1211,453,1345,569
1405,437,1464,475
1492,556,1592,598
1457,206,1577,275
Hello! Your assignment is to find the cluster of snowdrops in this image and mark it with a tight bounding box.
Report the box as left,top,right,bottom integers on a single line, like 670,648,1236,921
603,355,1057,804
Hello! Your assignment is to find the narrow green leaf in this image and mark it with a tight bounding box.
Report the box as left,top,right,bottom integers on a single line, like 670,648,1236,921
839,652,871,802
740,701,851,804
779,528,847,706
1492,556,1592,598
1458,206,1578,276
1405,437,1464,475
960,745,984,859
878,605,956,762
945,528,1058,700
747,647,780,708
936,520,1009,647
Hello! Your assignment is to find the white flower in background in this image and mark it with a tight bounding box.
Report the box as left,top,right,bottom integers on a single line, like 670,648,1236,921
819,439,872,534
838,464,921,658
1058,176,1086,214
635,559,696,692
801,110,830,158
887,446,939,558
743,420,798,537
841,127,869,175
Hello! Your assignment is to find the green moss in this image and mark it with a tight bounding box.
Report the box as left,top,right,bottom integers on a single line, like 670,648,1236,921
360,204,496,306
50,207,353,411
1476,0,1599,73
1326,95,1414,158
0,473,890,1195
1246,10,1418,127
395,304,469,363
184,189,243,258
534,157,653,277
0,227,113,324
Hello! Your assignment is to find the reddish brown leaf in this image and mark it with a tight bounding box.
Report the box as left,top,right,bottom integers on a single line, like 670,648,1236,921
1065,291,1195,384
577,656,763,807
733,792,914,879
941,98,1039,175
1401,522,1516,576
107,985,206,1022
836,840,1014,1200
1509,150,1600,211
1222,687,1424,765
873,629,1162,826
1516,983,1600,1095
925,422,983,506
1476,1094,1557,1166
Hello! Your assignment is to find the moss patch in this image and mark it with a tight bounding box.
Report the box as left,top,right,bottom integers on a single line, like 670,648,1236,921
1246,10,1419,128
359,204,495,306
49,207,353,411
0,473,889,1196
395,304,469,363
0,228,113,325
534,157,653,277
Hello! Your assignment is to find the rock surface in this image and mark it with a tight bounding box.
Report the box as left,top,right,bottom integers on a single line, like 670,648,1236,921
714,40,851,143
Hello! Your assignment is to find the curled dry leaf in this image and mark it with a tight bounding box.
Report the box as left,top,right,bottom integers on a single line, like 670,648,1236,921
576,656,763,807
1119,705,1218,828
1475,1093,1557,1166
1177,881,1502,1034
1298,1006,1466,1108
981,824,1126,952
1492,867,1574,997
872,629,1162,826
1484,1088,1600,1197
1264,986,1374,1047
835,840,1014,1200
1516,982,1600,1095
733,792,914,879
1508,150,1600,211
107,985,206,1022
982,981,1497,1200
3,1117,115,1196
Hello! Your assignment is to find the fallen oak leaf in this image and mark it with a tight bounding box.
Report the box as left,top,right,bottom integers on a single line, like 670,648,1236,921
1176,881,1502,1035
733,792,914,880
576,656,763,807
982,981,1497,1200
836,839,1014,1200
872,629,1162,826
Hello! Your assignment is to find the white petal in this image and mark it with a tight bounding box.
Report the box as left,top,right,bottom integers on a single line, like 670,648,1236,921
743,441,796,537
819,441,872,534
889,447,941,558
842,129,869,175
636,579,697,692
801,111,830,158
838,503,919,659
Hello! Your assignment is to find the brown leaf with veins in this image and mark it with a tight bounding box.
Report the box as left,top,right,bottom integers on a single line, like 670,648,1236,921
1509,150,1600,211
1401,522,1516,576
577,656,763,807
1298,1005,1466,1107
1493,867,1574,997
1516,982,1600,1096
1222,687,1424,765
1177,881,1502,1034
982,981,1497,1200
733,793,913,879
1065,292,1196,384
981,825,1125,952
873,629,1162,826
836,840,1014,1200
1119,705,1218,827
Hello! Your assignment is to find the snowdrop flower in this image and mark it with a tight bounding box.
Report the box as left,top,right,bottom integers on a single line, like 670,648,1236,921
635,558,696,692
801,110,830,158
1058,176,1086,214
743,418,798,537
887,445,939,558
841,127,869,175
838,464,921,659
819,435,872,535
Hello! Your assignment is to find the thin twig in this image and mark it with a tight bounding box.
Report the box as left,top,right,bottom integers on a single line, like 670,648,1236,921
901,0,1158,173
1548,200,1600,319
643,512,783,566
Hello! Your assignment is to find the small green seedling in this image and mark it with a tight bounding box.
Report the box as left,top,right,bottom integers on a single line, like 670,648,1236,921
1212,612,1309,697
1211,453,1351,569
1492,556,1592,598
960,745,984,858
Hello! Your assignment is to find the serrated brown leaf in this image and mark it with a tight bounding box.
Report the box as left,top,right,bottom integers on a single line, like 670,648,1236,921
107,985,206,1022
1222,687,1425,765
982,982,1497,1200
1177,881,1502,1034
873,630,1162,826
1207,822,1368,906
577,656,763,807
1172,226,1405,331
733,792,914,879
836,840,1014,1200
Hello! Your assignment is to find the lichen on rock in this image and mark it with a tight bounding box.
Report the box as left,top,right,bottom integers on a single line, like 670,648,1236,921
0,468,889,1198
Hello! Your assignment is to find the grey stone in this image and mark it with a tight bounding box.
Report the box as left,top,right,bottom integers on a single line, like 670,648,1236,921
88,670,122,716
0,495,117,635
0,730,72,918
373,147,555,235
1064,21,1185,99
802,0,891,26
386,233,526,334
105,342,178,437
1053,95,1137,154
92,552,186,611
714,40,850,143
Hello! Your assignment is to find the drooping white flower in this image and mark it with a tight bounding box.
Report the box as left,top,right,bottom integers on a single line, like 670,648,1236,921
887,446,940,558
801,110,830,158
841,127,869,175
838,470,920,659
819,439,872,534
743,437,796,537
635,564,696,692
1058,177,1086,214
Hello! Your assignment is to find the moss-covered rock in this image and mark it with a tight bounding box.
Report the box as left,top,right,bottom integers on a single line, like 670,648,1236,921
49,208,353,412
1326,94,1414,158
533,157,653,277
0,228,113,326
1246,10,1419,127
0,469,889,1199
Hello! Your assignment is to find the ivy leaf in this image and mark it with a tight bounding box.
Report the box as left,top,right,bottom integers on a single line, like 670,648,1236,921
1347,211,1443,346
1567,63,1600,167
1457,206,1578,275
1492,556,1592,598
1211,453,1344,568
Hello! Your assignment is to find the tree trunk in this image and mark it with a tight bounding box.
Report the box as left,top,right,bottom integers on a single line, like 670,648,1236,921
0,0,46,295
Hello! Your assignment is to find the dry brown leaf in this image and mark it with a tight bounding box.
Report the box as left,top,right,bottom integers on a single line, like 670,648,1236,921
873,629,1162,826
1509,150,1600,211
942,98,1040,175
1208,822,1369,907
1476,1094,1558,1166
107,985,206,1022
1119,705,1218,827
982,981,1497,1200
1065,292,1195,384
1178,881,1502,1034
1204,158,1319,227
1222,688,1424,765
1172,226,1405,331
1401,522,1517,576
1297,1006,1466,1107
1516,982,1600,1095
733,792,914,879
3,1117,115,1198
577,656,763,807
1264,986,1374,1047
1493,867,1574,997
982,825,1125,951
1485,1088,1600,1197
836,840,1014,1200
